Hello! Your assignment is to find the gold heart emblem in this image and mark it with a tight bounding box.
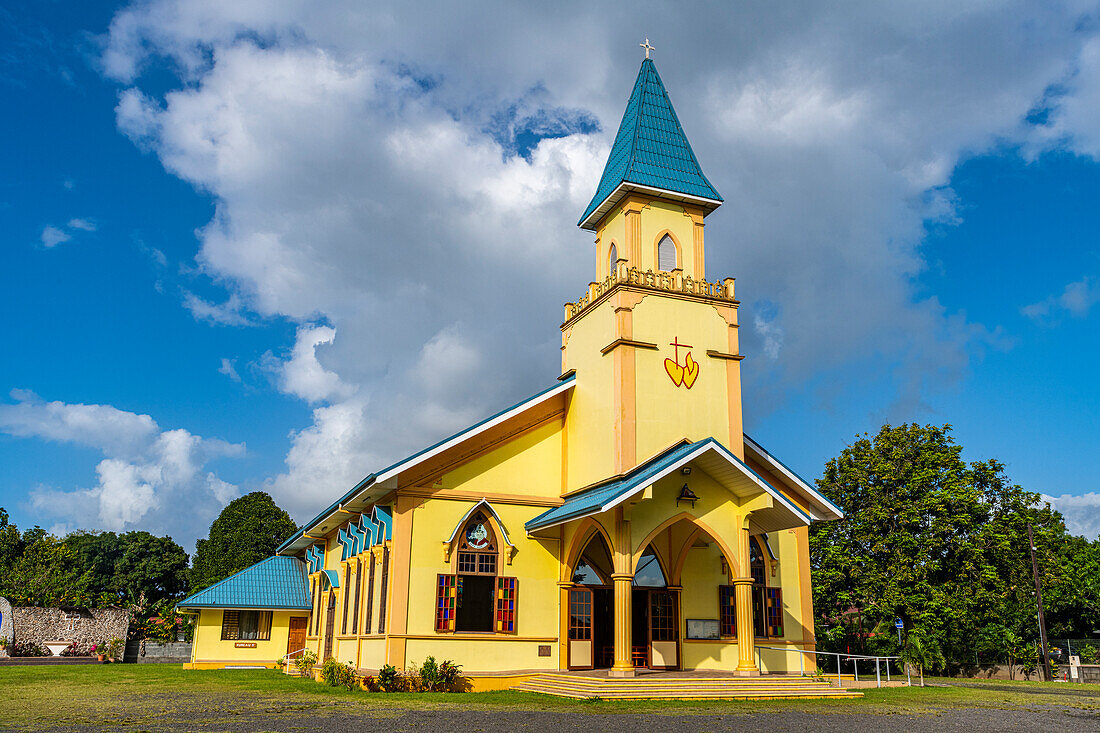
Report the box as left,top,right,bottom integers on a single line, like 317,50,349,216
664,357,684,386
682,352,699,389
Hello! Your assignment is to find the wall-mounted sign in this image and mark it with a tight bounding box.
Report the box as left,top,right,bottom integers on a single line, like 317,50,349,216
686,619,720,640
538,645,552,657
234,642,257,648
664,338,699,389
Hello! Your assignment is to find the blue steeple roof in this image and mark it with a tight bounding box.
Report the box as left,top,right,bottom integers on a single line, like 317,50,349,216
578,58,722,230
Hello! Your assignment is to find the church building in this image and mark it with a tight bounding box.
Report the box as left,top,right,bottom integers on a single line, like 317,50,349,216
177,54,844,684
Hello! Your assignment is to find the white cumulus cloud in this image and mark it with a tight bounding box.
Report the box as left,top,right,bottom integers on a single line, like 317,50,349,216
81,0,1100,523
1045,492,1100,540
0,390,244,538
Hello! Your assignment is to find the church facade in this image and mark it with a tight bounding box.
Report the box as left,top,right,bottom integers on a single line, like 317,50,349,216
177,57,843,682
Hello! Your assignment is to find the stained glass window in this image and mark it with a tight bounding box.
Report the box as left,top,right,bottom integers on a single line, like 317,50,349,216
495,577,517,633
436,574,457,632
765,587,784,638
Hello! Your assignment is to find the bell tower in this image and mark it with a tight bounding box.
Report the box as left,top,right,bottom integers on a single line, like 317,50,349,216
561,55,744,491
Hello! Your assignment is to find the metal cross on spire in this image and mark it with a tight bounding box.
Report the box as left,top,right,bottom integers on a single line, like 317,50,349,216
640,37,655,59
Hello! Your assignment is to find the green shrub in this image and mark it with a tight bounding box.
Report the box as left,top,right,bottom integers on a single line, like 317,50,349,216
294,649,318,677
1079,644,1098,665
377,664,400,692
320,658,358,690
418,656,441,691
439,660,461,689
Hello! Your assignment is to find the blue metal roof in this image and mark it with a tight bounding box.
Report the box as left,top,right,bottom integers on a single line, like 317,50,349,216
321,569,340,589
277,375,575,554
176,556,310,610
526,441,699,531
526,437,814,532
579,58,722,229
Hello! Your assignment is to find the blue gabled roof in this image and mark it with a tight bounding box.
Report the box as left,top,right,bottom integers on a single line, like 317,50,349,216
527,441,699,531
276,375,575,554
579,58,722,229
526,437,815,533
176,556,310,611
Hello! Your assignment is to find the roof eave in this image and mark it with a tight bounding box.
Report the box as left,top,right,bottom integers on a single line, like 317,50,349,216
578,181,723,231
743,434,845,521
278,376,577,553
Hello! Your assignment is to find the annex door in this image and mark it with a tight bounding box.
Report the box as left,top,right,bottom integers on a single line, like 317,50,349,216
648,590,679,670
323,592,337,660
568,588,594,670
286,617,307,658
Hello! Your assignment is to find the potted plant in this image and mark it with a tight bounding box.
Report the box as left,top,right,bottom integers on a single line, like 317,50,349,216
0,636,8,653
92,642,104,662
105,637,124,663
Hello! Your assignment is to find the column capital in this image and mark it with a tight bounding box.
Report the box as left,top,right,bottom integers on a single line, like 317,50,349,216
610,573,634,581
557,581,575,589
731,576,755,586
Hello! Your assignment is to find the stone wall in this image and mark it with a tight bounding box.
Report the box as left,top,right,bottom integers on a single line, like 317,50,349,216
137,641,192,663
11,606,130,647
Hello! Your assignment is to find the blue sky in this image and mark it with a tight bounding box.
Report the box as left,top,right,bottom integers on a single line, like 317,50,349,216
2,1,1098,550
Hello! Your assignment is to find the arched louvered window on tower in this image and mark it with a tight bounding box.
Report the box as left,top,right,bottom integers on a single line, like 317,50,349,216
658,234,677,271
608,243,617,277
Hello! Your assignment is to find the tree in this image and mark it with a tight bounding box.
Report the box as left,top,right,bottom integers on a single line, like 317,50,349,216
0,531,93,607
900,628,945,686
190,492,297,590
809,423,1079,671
66,530,189,605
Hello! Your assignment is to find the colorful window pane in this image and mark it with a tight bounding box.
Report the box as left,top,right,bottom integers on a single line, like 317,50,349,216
495,577,517,633
436,574,457,632
765,587,784,638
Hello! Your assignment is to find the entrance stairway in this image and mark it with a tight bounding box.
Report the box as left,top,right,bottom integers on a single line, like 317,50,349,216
512,672,863,700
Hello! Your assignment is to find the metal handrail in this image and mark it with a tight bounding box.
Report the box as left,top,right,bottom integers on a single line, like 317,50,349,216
755,645,909,688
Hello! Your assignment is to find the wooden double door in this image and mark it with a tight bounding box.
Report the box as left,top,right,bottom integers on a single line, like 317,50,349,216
567,587,679,670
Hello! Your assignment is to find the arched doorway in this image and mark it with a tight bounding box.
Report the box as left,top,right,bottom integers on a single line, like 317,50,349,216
567,531,614,670
567,533,681,671
633,544,678,670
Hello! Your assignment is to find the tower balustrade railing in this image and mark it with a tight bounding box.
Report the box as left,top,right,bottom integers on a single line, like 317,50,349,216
564,264,736,322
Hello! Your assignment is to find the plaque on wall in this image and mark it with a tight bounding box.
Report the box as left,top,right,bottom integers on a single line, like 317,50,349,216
234,642,257,648
686,619,720,640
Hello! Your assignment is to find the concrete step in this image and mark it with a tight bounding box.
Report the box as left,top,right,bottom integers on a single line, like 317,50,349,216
512,673,864,700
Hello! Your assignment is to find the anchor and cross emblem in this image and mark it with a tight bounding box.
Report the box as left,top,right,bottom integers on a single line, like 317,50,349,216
663,337,699,389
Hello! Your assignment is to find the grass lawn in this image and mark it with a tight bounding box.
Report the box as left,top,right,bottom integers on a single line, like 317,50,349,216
1,665,1097,731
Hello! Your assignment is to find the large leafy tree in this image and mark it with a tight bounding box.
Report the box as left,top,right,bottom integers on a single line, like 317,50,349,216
190,492,297,591
0,527,94,607
68,531,190,604
809,423,1078,670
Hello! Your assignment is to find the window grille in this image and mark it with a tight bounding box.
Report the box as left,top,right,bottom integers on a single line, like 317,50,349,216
351,562,362,635
719,585,737,637
364,555,376,632
341,563,352,634
377,546,389,634
221,610,271,641
649,592,676,642
568,589,592,640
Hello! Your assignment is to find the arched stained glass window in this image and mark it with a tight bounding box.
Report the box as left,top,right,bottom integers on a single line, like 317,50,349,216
658,234,677,271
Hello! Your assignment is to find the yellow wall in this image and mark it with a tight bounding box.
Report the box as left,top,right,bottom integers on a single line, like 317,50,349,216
561,298,618,488
438,419,562,498
400,496,563,672
189,609,306,667
631,295,736,454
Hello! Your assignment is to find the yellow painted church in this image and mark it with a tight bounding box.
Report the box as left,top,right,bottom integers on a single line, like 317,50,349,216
177,55,844,684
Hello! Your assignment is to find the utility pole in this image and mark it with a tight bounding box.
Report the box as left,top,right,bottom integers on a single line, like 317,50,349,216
1027,523,1052,682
